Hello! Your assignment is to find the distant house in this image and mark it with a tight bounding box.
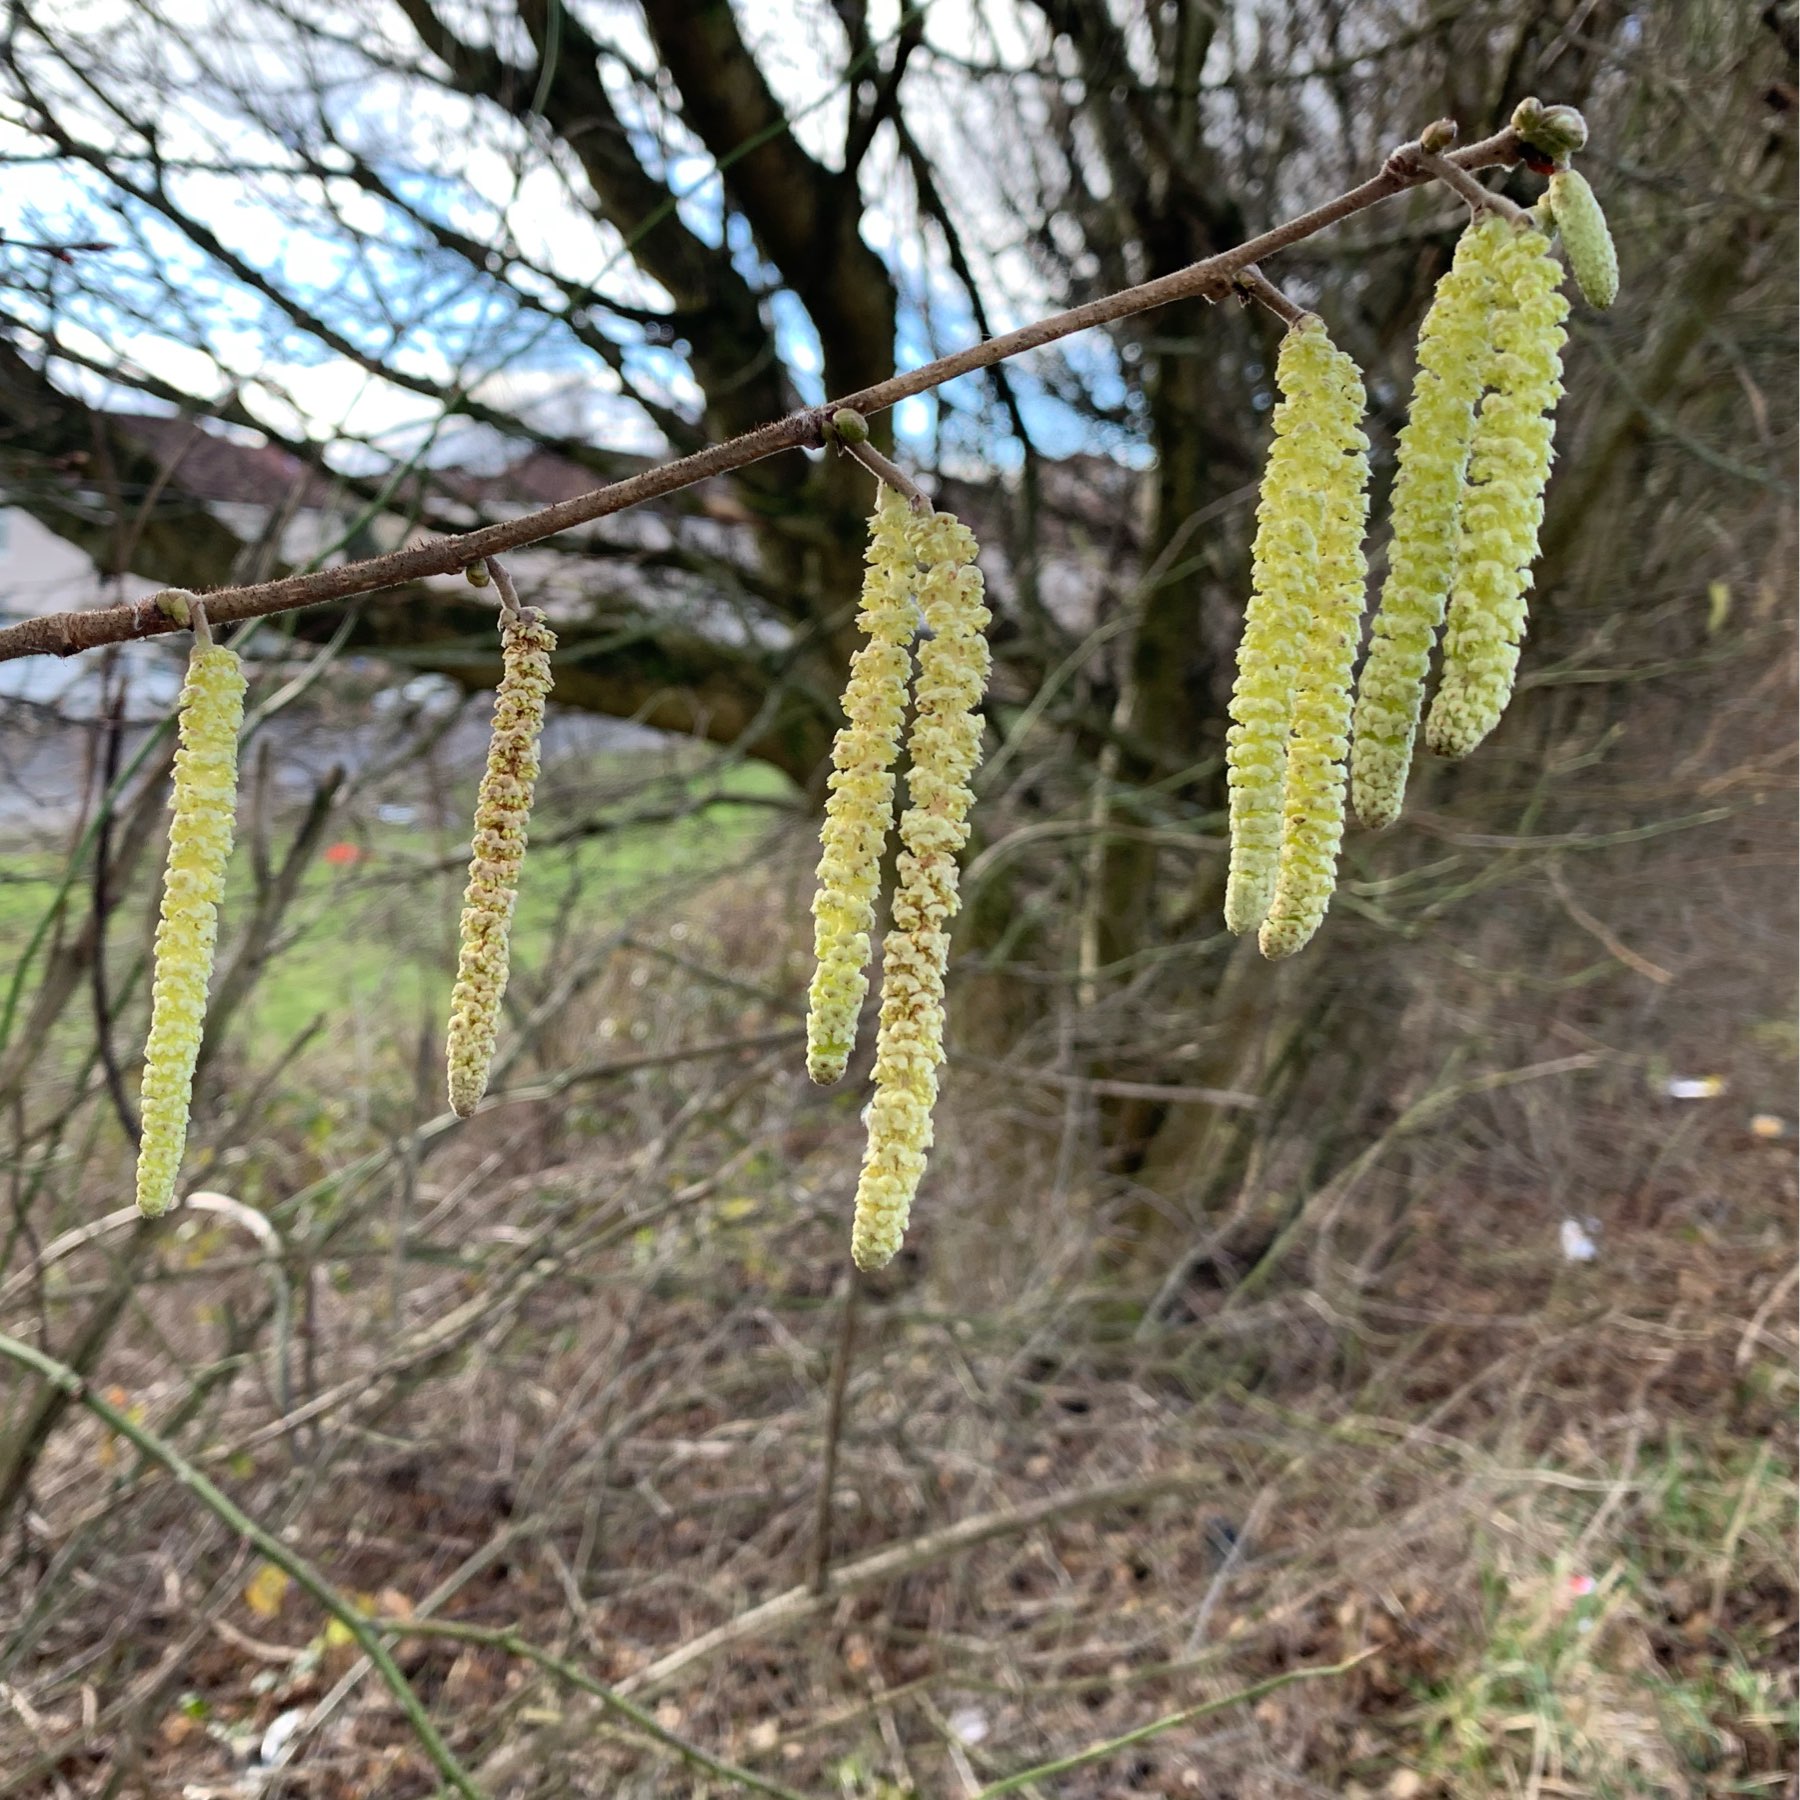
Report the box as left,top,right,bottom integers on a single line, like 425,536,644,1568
2,409,1138,719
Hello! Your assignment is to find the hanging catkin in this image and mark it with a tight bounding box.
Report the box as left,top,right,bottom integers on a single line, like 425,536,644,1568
446,608,555,1118
850,509,990,1273
806,486,918,1085
1259,325,1370,960
1546,168,1619,310
1426,223,1569,761
1224,319,1352,935
1349,213,1507,829
135,642,246,1218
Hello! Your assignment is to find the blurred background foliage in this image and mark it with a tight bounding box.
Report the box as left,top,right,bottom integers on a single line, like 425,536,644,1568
0,2,1794,1794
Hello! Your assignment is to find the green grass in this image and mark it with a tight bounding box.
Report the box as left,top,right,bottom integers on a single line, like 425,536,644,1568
0,751,796,1072
1407,1437,1797,1797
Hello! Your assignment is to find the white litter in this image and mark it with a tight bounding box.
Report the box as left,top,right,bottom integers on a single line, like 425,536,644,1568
948,1707,990,1746
1664,1075,1726,1099
1559,1219,1599,1263
257,1708,308,1766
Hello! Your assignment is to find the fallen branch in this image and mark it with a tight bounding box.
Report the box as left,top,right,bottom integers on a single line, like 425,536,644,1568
474,1466,1220,1787
970,1650,1375,1797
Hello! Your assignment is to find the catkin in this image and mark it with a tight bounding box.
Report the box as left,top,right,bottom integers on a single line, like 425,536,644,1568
850,509,990,1273
1547,169,1619,310
1259,329,1370,960
1349,213,1507,829
135,643,246,1218
1225,319,1352,934
806,487,918,1085
446,609,555,1118
1426,224,1569,761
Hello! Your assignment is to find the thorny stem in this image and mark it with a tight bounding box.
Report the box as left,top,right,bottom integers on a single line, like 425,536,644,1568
0,121,1530,666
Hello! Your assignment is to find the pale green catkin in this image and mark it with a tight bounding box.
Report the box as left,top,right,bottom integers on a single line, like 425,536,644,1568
1259,328,1371,960
850,509,990,1273
446,610,555,1118
1225,320,1351,934
1426,224,1569,761
1349,213,1508,829
806,486,918,1085
135,644,247,1218
1547,168,1619,310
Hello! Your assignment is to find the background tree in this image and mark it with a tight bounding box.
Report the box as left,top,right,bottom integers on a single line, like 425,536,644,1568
0,4,1794,1792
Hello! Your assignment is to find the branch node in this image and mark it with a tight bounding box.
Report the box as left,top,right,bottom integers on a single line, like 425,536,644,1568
1512,97,1589,170
826,407,870,446
833,432,931,512
1411,145,1533,226
1235,268,1311,330
484,557,523,619
153,588,194,629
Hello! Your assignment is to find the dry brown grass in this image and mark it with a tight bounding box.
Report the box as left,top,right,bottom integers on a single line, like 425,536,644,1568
2,794,1792,1797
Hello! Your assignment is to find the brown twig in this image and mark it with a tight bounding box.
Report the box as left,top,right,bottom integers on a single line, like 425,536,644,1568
483,556,523,617
0,122,1527,666
827,409,932,508
1233,267,1312,330
807,1272,862,1595
1408,144,1532,224
0,1330,484,1798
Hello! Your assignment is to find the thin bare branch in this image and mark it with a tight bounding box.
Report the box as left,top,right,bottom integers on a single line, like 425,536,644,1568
0,123,1526,666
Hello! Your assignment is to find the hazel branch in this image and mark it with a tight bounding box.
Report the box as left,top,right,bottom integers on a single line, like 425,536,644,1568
483,556,524,616
0,120,1530,667
1234,267,1311,330
1408,145,1532,225
827,408,931,509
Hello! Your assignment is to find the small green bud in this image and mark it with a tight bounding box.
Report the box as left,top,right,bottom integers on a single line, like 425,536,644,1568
154,589,194,627
1512,98,1589,164
829,408,871,446
1547,169,1619,309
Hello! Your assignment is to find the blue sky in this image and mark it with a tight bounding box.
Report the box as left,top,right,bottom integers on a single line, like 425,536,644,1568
1,0,1147,483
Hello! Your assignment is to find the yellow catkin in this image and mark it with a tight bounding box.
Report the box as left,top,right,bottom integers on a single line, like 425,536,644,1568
1426,225,1569,761
1259,329,1370,960
1349,213,1508,829
135,644,247,1218
806,487,918,1085
1547,168,1619,310
1225,319,1355,934
446,609,555,1118
850,509,990,1273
